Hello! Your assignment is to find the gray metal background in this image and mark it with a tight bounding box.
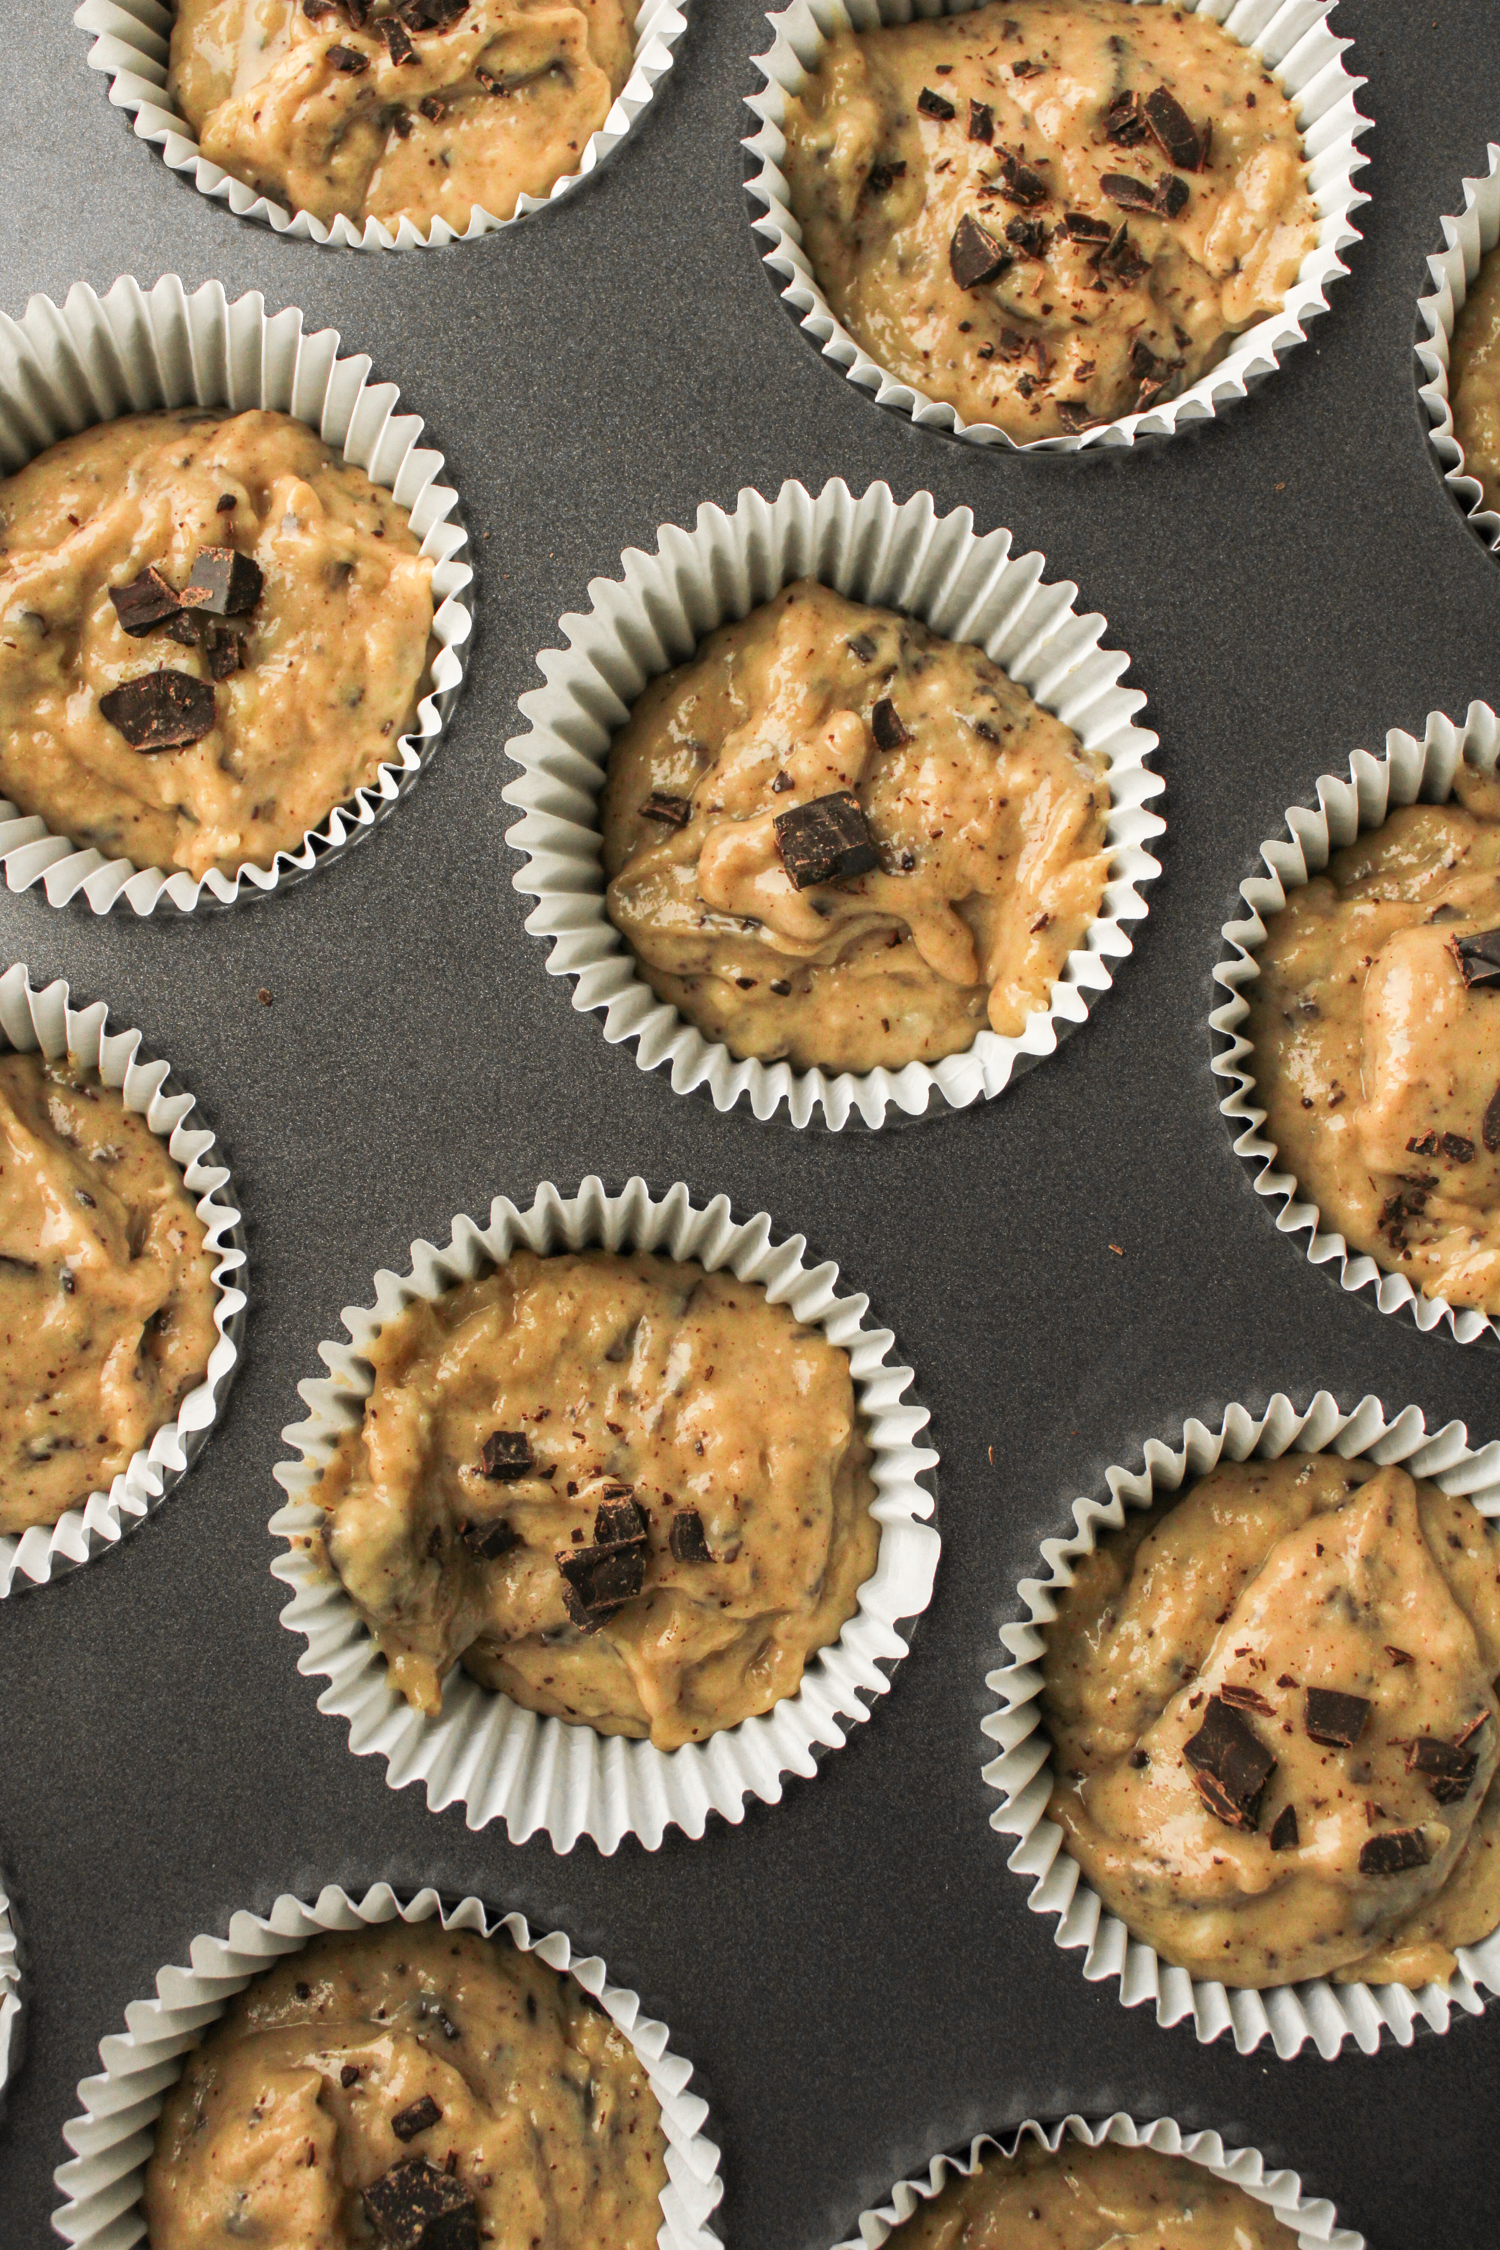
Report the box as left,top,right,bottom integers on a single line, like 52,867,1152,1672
0,3,1496,2243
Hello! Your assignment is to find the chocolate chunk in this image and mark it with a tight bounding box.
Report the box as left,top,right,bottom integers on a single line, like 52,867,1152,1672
109,565,185,637
1143,85,1207,171
1385,1645,1416,1667
773,791,879,889
1011,57,1043,79
1485,1083,1500,1155
871,698,908,751
391,2094,443,2142
917,87,955,121
1103,89,1148,146
847,632,876,663
340,2062,361,2086
419,93,448,120
380,15,417,60
1304,1687,1370,1748
401,0,470,24
1218,1681,1275,1717
1183,1695,1275,1831
1056,401,1100,433
1094,222,1149,286
968,99,994,143
593,1490,648,1546
669,1508,713,1563
1101,172,1157,214
363,2157,478,2250
1269,1804,1299,1852
1456,928,1500,986
207,631,243,681
866,160,907,195
1358,1828,1431,1876
995,151,1048,207
557,1536,646,1629
479,1430,534,1481
326,42,370,71
1128,338,1162,384
1004,215,1048,259
950,212,1012,289
1153,172,1189,219
640,790,691,828
164,606,213,648
1443,1131,1475,1163
303,0,340,16
1407,1735,1480,1803
186,545,263,616
99,669,216,751
1063,211,1113,242
458,1516,519,1560
392,110,414,138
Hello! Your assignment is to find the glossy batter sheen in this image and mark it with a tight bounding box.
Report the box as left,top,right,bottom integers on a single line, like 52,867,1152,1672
781,0,1317,440
1044,1455,1500,1989
601,581,1110,1074
1248,769,1500,1313
1450,242,1500,515
313,1249,879,1746
0,409,432,878
0,1051,217,1535
169,0,638,231
143,1920,667,2250
883,2139,1297,2250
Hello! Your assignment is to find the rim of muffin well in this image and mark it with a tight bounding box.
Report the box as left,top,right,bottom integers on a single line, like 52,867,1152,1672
1416,145,1500,554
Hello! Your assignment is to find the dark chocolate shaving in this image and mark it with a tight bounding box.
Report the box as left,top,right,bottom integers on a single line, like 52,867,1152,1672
594,1490,648,1546
362,2157,478,2250
1101,172,1157,214
98,670,216,752
479,1430,534,1481
917,87,956,121
1217,1681,1275,1717
1304,1687,1370,1749
968,99,994,143
1063,210,1113,242
1358,1828,1431,1876
1443,1131,1475,1163
207,631,243,681
340,2062,361,2086
1004,215,1048,259
1455,1711,1491,1748
950,211,1012,289
419,93,448,119
773,791,879,889
1103,89,1149,146
109,566,185,637
1484,1082,1500,1156
380,14,418,60
1385,1645,1416,1667
669,1508,713,1563
1407,1735,1480,1803
557,1534,646,1630
186,545,263,616
1183,1694,1275,1831
1268,1804,1299,1852
1153,172,1189,219
391,2094,443,2142
847,632,877,663
871,698,908,751
640,790,691,828
1456,928,1500,986
994,151,1048,207
326,43,370,72
866,160,907,195
458,1516,519,1561
1143,85,1207,172
400,0,470,25
1094,223,1148,286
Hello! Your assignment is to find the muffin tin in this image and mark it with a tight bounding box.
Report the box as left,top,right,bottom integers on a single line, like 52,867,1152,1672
1,4,1497,2248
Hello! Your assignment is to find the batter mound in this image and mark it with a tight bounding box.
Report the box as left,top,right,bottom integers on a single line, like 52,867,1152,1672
169,0,639,232
1450,243,1500,515
882,2138,1297,2250
780,0,1318,441
143,1919,667,2250
1247,767,1500,1314
0,408,433,880
601,580,1110,1075
0,1051,218,1535
313,1249,880,1746
1043,1454,1500,1990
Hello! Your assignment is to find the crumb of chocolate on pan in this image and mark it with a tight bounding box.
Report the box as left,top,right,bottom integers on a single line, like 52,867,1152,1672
774,791,880,889
1304,1687,1371,1748
1182,1693,1276,1831
391,2094,443,2143
871,697,908,751
458,1515,520,1560
326,42,370,72
1358,1828,1432,1876
479,1430,534,1481
640,790,692,828
186,545,264,618
917,86,956,120
1143,86,1210,172
1268,1803,1299,1851
950,211,1012,288
99,670,216,752
669,1507,713,1564
362,2156,478,2250
1407,1735,1480,1803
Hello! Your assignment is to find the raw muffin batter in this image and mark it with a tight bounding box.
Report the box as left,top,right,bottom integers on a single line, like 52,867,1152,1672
169,0,639,231
883,2138,1297,2250
143,1919,667,2250
0,1051,217,1534
1043,1454,1500,1989
314,1249,879,1746
601,580,1111,1074
1450,242,1500,515
1248,767,1500,1313
0,408,432,879
780,0,1318,440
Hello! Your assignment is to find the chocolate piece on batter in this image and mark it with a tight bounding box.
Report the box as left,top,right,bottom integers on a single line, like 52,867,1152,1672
1385,1644,1416,1667
1218,1681,1275,1716
995,151,1048,207
1183,1694,1275,1831
340,2062,361,2086
1056,401,1100,433
774,791,880,889
1101,172,1158,215
950,212,1012,289
1103,89,1149,147
1358,1828,1432,1876
1484,1082,1500,1155
458,1516,520,1560
871,698,908,751
380,15,418,61
479,1430,534,1481
391,2094,443,2142
1005,215,1048,259
640,791,692,828
1304,1687,1370,1748
207,631,244,681
917,87,955,120
1063,211,1113,242
968,98,994,143
401,0,470,25
303,0,340,17
1456,928,1500,986
594,1490,648,1546
866,160,907,194
419,93,448,119
1407,1735,1480,1803
109,566,187,637
558,1534,647,1629
1443,1131,1476,1162
669,1508,713,1563
363,2157,479,2250
187,544,264,617
326,42,370,71
99,670,216,752
1455,1711,1491,1747
1269,1803,1299,1852
1095,223,1149,286
1153,172,1189,219
1143,86,1207,172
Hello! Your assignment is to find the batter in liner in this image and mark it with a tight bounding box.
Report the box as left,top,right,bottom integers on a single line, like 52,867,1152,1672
0,408,433,879
0,1051,218,1535
143,1919,667,2250
1043,1454,1500,1989
169,0,639,232
1248,767,1500,1314
313,1249,879,1746
881,2138,1297,2250
780,0,1318,441
601,580,1110,1074
1450,243,1500,515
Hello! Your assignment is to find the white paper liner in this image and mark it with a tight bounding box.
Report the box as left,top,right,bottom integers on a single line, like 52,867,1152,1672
0,274,471,914
982,1389,1500,2060
0,964,246,1599
744,0,1370,455
73,0,689,251
52,1883,724,2250
1210,702,1500,1344
840,2111,1362,2249
0,1874,19,2108
501,478,1163,1129
270,1174,940,1852
1416,147,1500,551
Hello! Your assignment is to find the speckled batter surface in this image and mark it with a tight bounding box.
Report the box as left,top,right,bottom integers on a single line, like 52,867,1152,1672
881,2138,1298,2249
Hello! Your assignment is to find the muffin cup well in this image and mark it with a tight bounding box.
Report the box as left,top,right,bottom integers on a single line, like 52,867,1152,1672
1416,148,1500,551
982,1389,1500,2060
73,0,689,251
0,964,246,1598
270,1174,941,1852
0,274,471,914
839,2111,1362,2250
744,0,1370,455
51,1883,724,2250
0,1875,19,2109
501,477,1163,1129
1211,702,1500,1344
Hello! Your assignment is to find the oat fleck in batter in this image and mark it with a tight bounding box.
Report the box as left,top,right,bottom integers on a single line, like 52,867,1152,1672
781,0,1317,440
602,581,1110,1075
1044,1455,1500,1990
0,1052,217,1535
143,1921,667,2250
314,1249,879,1746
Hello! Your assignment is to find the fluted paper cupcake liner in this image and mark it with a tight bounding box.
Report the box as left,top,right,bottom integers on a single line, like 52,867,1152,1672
745,0,1370,455
1416,148,1500,551
1211,703,1500,1343
271,1175,941,1851
0,965,246,1598
73,0,689,251
0,1875,19,2109
52,1883,724,2250
982,1389,1500,2059
0,274,471,914
839,2110,1362,2249
501,478,1163,1129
